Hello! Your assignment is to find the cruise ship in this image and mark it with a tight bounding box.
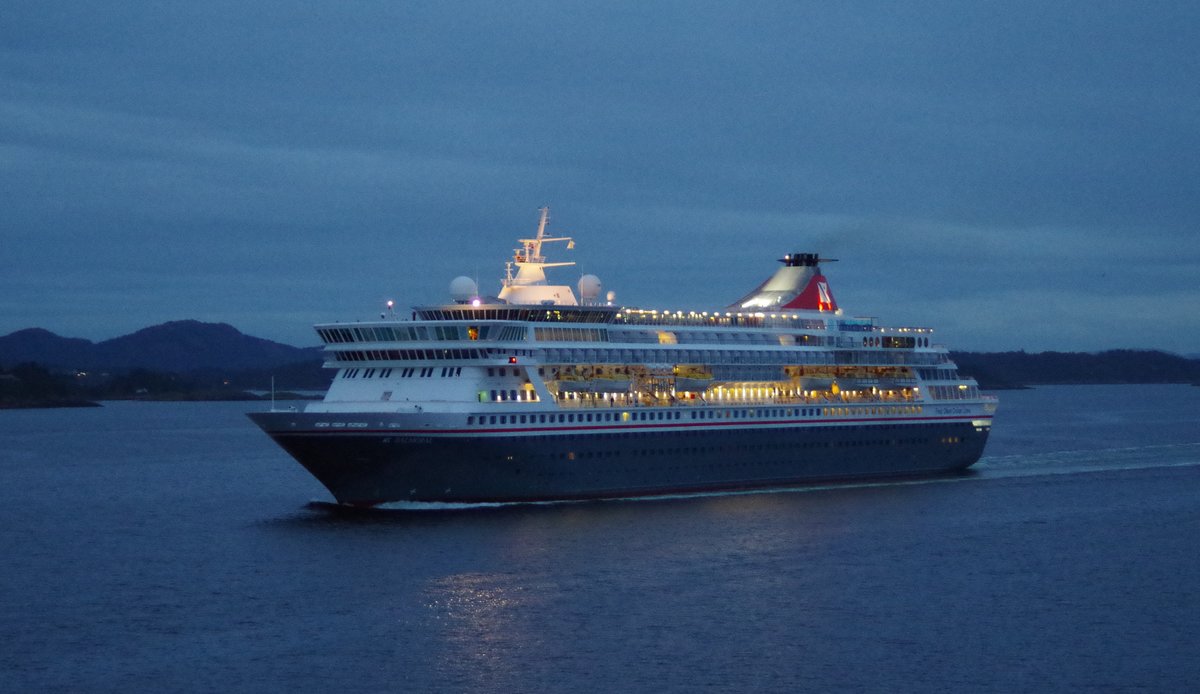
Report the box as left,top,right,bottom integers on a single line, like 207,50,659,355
250,208,996,506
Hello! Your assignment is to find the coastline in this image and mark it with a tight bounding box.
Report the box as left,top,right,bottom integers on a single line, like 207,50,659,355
0,399,103,410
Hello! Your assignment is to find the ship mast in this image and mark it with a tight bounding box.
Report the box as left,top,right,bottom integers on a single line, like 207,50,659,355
503,206,575,289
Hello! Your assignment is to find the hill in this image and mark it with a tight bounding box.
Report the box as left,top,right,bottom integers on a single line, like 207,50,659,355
952,350,1200,389
0,328,95,369
0,320,319,372
1,321,328,404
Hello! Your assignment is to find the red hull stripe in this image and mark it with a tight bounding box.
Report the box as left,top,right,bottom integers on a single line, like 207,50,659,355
280,414,989,437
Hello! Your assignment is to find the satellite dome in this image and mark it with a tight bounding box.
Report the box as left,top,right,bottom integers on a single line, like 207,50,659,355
449,276,478,303
578,274,602,301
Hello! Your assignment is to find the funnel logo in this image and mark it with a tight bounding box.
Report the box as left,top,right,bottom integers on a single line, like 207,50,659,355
817,281,833,311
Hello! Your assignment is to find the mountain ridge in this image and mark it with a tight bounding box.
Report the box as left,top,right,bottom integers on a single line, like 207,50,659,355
0,320,318,372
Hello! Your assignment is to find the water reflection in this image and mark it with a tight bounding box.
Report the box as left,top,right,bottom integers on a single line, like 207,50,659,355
423,572,543,687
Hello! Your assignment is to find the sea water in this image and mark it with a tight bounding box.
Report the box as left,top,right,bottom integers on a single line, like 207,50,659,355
2,385,1198,692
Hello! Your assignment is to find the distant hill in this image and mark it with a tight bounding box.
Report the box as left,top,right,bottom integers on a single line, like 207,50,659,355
0,320,319,372
0,328,95,369
953,349,1200,388
1,321,331,403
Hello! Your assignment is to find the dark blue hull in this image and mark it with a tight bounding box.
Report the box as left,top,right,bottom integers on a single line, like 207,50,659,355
249,412,990,505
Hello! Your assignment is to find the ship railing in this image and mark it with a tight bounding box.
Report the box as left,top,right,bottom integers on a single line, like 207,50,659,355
550,390,923,409
614,312,822,329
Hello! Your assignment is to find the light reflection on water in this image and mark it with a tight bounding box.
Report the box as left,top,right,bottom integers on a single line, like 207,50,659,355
424,572,534,685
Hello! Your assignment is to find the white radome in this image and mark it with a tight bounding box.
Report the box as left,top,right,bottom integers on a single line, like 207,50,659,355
578,274,602,300
449,276,478,302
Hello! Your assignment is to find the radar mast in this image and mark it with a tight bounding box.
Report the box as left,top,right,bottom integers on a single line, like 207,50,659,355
498,207,581,305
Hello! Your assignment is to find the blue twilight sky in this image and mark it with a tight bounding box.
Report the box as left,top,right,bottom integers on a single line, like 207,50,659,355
3,1,1199,353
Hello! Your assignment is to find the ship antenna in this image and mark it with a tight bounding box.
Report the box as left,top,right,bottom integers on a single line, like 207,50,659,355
502,206,575,290
535,205,549,251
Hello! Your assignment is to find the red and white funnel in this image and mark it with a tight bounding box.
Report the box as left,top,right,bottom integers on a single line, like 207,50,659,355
727,253,838,312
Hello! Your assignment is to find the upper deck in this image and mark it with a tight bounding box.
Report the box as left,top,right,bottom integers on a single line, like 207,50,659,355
319,302,936,348
413,304,619,324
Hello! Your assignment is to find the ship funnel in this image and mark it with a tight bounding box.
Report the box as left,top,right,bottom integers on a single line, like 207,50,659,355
727,252,838,312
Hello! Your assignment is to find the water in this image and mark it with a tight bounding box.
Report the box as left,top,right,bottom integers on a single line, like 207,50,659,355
2,385,1198,692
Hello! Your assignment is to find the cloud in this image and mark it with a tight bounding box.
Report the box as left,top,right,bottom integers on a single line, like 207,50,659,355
1,2,1198,351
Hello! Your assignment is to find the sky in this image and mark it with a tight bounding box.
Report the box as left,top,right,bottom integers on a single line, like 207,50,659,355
3,1,1199,353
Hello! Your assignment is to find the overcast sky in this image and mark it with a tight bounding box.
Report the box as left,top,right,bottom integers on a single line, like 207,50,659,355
3,1,1198,353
